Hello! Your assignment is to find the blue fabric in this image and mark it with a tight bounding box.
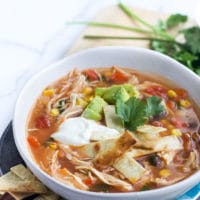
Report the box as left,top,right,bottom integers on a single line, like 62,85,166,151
176,183,200,200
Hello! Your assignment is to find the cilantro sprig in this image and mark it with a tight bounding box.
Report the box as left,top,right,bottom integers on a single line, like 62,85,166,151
116,96,164,131
68,1,200,76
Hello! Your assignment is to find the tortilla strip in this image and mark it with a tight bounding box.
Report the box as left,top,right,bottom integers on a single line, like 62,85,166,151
9,192,34,200
76,131,135,163
94,131,136,165
132,125,183,151
113,152,146,184
128,148,156,158
0,165,47,194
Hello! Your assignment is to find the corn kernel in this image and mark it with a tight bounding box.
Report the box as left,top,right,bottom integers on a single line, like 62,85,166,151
179,99,191,108
43,89,54,97
49,143,58,150
167,124,174,130
167,90,177,98
50,108,59,116
171,129,182,137
83,87,93,95
76,98,88,108
85,95,94,102
159,169,171,177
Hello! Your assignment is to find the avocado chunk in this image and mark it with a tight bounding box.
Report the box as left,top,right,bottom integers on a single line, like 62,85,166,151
95,84,140,104
82,96,107,120
123,84,140,98
82,108,102,121
95,87,107,97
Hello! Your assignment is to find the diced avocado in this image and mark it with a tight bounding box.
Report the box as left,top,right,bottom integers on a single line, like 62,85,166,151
104,105,124,133
102,86,129,104
102,86,122,104
122,84,140,98
87,96,107,113
115,87,130,102
82,96,107,121
95,87,107,97
95,84,140,105
82,108,102,121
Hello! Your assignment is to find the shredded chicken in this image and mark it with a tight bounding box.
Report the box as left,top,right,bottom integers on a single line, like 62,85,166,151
72,157,132,192
47,69,87,115
50,151,88,190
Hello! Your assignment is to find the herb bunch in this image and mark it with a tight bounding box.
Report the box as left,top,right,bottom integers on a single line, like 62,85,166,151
68,1,200,76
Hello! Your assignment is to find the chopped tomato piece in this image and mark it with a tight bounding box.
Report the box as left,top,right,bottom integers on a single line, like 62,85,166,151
83,178,93,186
27,136,40,147
145,86,167,99
174,88,188,99
110,70,129,84
83,70,99,81
35,115,51,129
166,100,177,111
171,117,187,129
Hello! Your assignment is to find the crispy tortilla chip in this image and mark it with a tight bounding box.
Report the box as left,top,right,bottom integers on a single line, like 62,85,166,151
76,131,136,163
9,192,33,200
11,165,35,181
113,152,146,184
128,148,156,158
132,125,182,151
0,165,47,194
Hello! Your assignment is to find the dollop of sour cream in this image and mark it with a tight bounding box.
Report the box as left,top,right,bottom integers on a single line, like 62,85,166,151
51,117,120,146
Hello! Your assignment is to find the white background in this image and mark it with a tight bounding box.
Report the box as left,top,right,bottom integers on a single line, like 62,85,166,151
0,0,199,135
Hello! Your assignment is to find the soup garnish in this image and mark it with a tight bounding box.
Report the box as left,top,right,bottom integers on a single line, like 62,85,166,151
27,67,200,192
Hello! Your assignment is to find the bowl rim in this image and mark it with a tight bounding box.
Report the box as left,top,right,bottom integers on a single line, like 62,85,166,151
13,46,200,197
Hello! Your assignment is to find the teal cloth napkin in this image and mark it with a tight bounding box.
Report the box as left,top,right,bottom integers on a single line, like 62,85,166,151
176,183,200,200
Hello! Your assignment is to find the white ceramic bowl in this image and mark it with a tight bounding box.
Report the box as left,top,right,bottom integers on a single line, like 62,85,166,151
13,47,200,200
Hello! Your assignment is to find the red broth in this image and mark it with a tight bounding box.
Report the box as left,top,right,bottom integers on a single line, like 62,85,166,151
27,67,200,192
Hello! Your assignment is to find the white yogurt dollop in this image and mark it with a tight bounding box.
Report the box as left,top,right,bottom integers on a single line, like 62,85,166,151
52,117,119,146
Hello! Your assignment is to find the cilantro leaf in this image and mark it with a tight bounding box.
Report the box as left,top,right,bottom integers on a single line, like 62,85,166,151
181,26,200,54
146,96,164,118
166,14,188,29
116,97,147,131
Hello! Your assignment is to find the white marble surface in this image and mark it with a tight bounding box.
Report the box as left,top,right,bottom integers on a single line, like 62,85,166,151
0,0,199,136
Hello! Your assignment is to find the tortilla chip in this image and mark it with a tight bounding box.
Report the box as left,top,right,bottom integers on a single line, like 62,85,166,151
9,192,33,200
113,152,146,183
0,165,47,194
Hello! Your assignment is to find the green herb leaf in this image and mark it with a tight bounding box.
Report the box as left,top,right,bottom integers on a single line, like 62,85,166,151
166,14,188,29
116,97,147,131
146,96,164,118
181,26,200,54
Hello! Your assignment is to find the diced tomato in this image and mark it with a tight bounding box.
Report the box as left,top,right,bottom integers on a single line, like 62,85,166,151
151,121,163,127
110,70,129,84
171,117,187,129
174,88,188,99
83,70,99,81
145,86,167,99
35,115,51,129
27,136,40,148
166,100,177,111
84,178,93,186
